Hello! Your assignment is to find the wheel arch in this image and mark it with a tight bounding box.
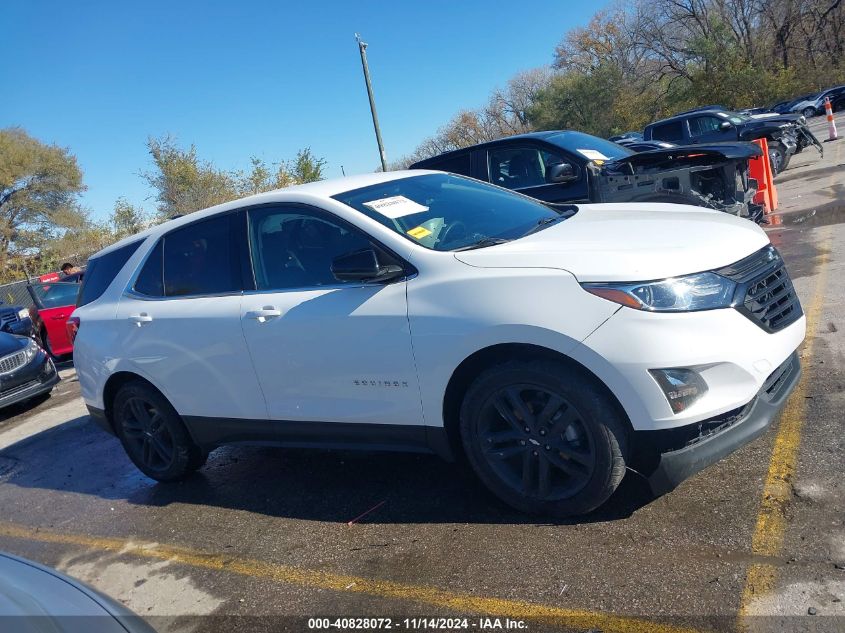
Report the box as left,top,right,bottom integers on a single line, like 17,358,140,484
102,371,168,432
441,343,633,460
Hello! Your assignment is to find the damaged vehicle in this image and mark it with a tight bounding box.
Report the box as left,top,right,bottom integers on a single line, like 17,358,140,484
410,130,765,222
643,107,822,175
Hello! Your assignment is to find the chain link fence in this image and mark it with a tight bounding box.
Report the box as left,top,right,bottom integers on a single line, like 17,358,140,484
0,280,35,308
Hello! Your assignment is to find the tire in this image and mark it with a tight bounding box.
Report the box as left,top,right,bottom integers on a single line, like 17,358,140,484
113,381,206,482
767,141,787,176
39,329,58,361
459,360,628,517
802,107,816,119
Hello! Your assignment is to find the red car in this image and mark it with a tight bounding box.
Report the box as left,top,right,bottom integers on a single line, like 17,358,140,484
26,280,81,359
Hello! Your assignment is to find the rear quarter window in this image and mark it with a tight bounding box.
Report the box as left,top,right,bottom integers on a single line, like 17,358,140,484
414,152,472,176
649,120,685,142
76,240,142,307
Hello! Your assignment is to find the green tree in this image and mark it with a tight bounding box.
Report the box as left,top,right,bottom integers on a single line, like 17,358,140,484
110,197,149,239
142,136,236,219
0,127,87,281
142,137,327,220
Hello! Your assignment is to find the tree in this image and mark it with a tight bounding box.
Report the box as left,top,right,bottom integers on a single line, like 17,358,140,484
142,136,236,219
142,136,327,220
0,127,87,280
110,197,149,240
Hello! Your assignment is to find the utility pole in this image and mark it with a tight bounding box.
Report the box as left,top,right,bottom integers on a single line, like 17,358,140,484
355,33,387,172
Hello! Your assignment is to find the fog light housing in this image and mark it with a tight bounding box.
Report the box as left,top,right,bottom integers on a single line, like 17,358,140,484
649,368,708,413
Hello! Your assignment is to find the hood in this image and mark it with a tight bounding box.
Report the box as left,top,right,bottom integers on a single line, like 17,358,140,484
454,203,769,282
0,333,26,358
750,112,803,123
604,142,761,171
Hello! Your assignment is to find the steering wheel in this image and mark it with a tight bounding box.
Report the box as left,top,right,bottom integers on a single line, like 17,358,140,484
438,221,468,247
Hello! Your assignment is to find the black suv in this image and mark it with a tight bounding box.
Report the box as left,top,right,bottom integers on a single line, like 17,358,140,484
410,130,765,221
643,108,822,175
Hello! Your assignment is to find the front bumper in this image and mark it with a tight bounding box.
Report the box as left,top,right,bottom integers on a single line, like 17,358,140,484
647,350,800,493
0,352,59,410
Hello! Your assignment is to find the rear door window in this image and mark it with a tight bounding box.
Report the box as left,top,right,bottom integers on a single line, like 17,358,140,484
162,214,242,297
77,240,142,306
650,120,685,142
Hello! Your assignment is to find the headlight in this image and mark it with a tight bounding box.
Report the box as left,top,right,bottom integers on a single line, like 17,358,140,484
582,272,737,312
17,308,29,320
22,337,39,362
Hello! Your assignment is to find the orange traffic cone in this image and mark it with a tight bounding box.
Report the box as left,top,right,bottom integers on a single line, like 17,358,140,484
824,96,839,141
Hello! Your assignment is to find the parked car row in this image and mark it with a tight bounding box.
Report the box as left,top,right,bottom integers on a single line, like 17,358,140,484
0,270,83,411
642,106,822,176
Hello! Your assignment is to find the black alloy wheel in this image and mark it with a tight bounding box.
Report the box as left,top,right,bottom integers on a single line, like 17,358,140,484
119,397,176,475
113,381,206,481
460,360,628,517
478,385,595,500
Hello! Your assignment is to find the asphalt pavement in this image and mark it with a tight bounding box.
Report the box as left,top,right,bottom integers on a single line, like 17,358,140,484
0,115,843,633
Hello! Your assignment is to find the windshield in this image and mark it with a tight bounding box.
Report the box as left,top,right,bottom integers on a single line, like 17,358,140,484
31,282,80,309
333,174,565,251
548,131,634,160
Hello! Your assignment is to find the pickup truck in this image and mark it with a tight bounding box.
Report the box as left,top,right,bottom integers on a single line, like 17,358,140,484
410,130,766,222
642,107,822,175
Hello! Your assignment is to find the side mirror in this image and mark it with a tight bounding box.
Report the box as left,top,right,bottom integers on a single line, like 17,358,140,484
549,162,578,183
719,121,733,131
331,248,404,283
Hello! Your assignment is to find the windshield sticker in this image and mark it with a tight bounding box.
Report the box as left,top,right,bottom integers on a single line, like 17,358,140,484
363,195,428,219
407,226,432,239
576,149,609,161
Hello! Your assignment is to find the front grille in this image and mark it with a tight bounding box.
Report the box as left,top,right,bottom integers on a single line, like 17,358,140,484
718,245,802,332
0,350,26,375
0,312,20,329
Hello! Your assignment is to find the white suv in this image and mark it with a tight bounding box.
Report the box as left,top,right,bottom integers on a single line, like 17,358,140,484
72,171,804,516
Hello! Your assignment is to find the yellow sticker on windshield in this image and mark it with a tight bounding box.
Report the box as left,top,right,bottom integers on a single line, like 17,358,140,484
407,226,432,239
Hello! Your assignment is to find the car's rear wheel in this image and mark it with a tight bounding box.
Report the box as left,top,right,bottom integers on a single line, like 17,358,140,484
113,381,206,481
459,360,628,517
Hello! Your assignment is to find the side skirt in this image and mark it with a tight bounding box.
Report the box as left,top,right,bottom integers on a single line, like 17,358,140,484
181,416,455,461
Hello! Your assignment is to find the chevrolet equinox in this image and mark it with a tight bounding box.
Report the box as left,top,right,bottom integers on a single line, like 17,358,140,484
72,171,804,516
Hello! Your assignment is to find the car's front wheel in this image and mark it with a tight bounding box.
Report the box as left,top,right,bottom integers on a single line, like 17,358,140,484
459,360,628,517
113,381,207,482
802,106,816,119
768,141,787,176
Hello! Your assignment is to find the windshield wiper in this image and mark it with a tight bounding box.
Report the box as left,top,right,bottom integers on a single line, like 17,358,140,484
453,237,511,251
521,215,566,237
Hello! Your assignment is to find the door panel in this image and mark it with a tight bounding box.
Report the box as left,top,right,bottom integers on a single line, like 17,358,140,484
114,211,269,421
241,284,420,424
240,204,422,426
115,294,269,420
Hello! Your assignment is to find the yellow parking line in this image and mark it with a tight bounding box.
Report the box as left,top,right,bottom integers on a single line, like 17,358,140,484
0,519,699,633
737,224,834,622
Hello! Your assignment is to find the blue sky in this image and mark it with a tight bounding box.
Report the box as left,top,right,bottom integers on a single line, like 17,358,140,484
2,1,606,219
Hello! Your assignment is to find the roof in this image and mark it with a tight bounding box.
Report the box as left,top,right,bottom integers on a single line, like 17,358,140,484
410,130,609,167
94,170,439,257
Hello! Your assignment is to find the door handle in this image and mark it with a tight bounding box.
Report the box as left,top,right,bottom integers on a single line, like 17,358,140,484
128,313,153,326
245,307,282,321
